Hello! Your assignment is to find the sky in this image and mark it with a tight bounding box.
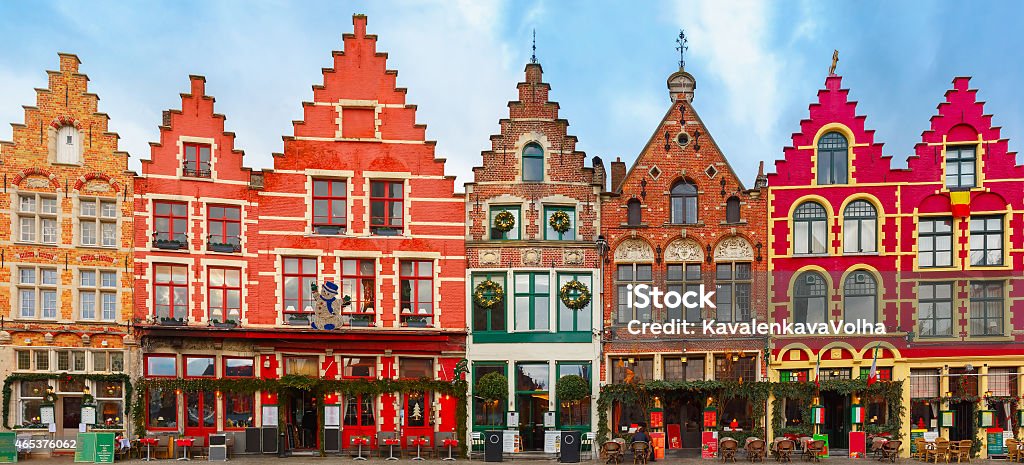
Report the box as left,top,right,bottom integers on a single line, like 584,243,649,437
2,0,1024,190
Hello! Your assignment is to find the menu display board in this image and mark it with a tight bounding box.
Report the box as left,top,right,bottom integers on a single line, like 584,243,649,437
701,431,718,459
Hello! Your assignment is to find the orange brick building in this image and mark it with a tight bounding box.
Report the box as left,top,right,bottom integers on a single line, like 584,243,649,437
0,54,133,438
599,65,768,449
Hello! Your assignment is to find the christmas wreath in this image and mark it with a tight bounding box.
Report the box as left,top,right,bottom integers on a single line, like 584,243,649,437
548,210,572,234
493,211,516,233
43,390,57,405
559,279,591,310
473,280,505,309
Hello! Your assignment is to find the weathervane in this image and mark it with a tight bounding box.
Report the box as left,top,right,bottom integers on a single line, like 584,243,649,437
675,29,688,70
829,49,839,75
530,29,537,64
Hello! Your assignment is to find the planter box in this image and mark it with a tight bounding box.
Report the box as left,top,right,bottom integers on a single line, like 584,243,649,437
405,320,429,328
213,322,238,329
209,243,239,253
154,240,186,250
349,319,373,327
315,225,344,235
372,227,401,236
287,315,310,326
159,319,187,326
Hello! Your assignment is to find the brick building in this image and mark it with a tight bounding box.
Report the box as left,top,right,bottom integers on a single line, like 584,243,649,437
133,15,467,453
599,65,768,449
464,61,603,449
767,73,1024,456
0,54,133,440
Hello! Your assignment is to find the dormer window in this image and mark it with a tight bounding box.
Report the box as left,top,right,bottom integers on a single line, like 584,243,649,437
522,143,544,182
816,132,848,185
183,143,212,178
55,125,80,164
945,145,976,189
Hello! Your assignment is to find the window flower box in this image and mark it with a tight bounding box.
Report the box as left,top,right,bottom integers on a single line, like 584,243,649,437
405,317,429,328
211,319,238,329
287,314,310,326
208,241,240,253
315,225,344,236
154,239,186,250
159,317,186,326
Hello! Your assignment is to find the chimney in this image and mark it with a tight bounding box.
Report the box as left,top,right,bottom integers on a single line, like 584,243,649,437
754,161,768,189
161,111,171,128
592,156,606,191
610,157,627,193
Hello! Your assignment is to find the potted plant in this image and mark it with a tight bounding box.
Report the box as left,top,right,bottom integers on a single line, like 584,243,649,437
556,374,589,427
476,372,508,428
405,316,429,328
349,311,374,327
159,317,186,326
153,232,186,250
371,226,400,236
287,313,310,326
315,225,343,235
211,319,238,328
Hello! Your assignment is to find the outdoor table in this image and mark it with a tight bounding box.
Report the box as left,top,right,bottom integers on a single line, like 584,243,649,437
352,437,369,461
176,438,194,461
140,437,159,462
384,438,400,461
412,437,428,461
443,439,459,461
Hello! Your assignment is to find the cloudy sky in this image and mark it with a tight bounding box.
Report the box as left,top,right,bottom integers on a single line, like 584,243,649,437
2,0,1023,189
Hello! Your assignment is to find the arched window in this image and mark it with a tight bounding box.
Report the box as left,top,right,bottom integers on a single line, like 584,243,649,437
793,202,828,255
817,131,848,185
522,143,544,182
844,271,877,324
794,271,827,324
626,199,642,226
726,196,741,223
56,125,80,164
669,180,698,224
843,200,877,253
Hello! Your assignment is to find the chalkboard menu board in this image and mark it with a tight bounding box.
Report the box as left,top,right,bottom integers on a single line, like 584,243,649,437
94,432,115,463
987,429,1006,457
0,432,16,463
910,430,926,454
75,433,97,463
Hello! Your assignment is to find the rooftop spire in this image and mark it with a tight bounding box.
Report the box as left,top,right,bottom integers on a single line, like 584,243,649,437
530,29,537,64
676,29,688,70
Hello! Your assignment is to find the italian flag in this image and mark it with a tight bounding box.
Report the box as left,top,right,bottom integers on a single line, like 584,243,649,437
812,407,825,424
867,344,880,386
852,405,864,423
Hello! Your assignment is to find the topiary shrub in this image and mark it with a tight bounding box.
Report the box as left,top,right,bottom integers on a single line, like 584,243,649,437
476,372,508,402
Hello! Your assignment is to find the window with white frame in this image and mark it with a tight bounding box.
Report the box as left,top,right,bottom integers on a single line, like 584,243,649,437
17,194,58,244
18,380,48,427
17,267,58,320
56,350,87,372
79,197,117,247
79,269,118,321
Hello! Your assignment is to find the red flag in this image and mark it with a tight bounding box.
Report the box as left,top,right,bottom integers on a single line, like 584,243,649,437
867,344,880,386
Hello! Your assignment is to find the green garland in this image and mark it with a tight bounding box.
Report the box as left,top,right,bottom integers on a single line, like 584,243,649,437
132,375,469,457
3,372,132,429
473,280,505,309
492,211,515,233
559,280,592,310
548,210,571,234
769,379,904,439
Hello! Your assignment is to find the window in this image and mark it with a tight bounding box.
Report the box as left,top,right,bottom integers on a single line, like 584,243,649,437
183,142,211,178
473,365,507,428
858,367,893,381
405,392,429,427
93,352,123,373
17,194,58,244
207,268,241,323
284,356,318,377
794,202,827,255
715,355,756,382
514,272,550,331
18,267,58,320
399,358,434,379
663,356,705,381
186,392,215,430
36,351,50,371
185,356,216,377
557,273,592,332
56,350,86,372
821,368,852,381
145,355,177,377
312,179,347,234
919,217,953,267
725,196,741,223
844,271,877,324
153,201,188,247
669,180,698,224
224,392,253,429
147,388,177,429
794,271,827,324
910,369,940,398
79,197,117,247
343,394,375,427
627,199,642,226
489,205,521,240
16,351,30,371
716,262,751,322
79,269,117,321
208,205,241,252
224,357,255,377
110,352,124,372
472,273,506,332
55,125,80,164
610,358,652,384
816,131,848,185
918,282,953,337
369,180,403,234
945,145,976,189
399,260,434,326
970,216,1003,266
557,363,591,429
615,264,652,324
283,257,317,314
522,143,544,182
154,264,188,320
340,259,375,323
970,281,1004,336
987,368,1017,397
667,263,702,322
19,380,47,427
342,357,376,378
843,200,877,253
544,206,576,240
779,370,809,383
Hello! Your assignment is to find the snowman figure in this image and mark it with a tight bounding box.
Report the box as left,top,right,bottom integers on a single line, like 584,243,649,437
310,281,349,330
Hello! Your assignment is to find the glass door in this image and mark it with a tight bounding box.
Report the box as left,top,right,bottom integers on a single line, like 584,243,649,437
61,397,82,439
403,392,432,448
515,363,550,451
342,394,376,448
185,391,217,438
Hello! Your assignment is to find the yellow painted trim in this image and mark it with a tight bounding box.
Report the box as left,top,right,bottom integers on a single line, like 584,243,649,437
837,194,884,256
784,264,835,322
854,341,902,360
818,341,859,361
785,194,836,257
909,213,962,272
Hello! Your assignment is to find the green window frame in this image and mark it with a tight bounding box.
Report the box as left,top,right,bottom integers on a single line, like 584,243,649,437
779,369,808,383
556,362,592,431
544,206,576,241
472,272,506,333
514,272,550,331
918,282,954,337
489,205,521,240
472,362,508,431
522,143,544,182
919,217,954,268
557,273,592,333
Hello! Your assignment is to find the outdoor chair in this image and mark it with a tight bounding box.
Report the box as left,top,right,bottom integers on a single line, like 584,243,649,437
776,440,795,463
804,440,825,463
631,441,650,465
154,436,173,460
746,439,766,462
603,441,624,464
1006,439,1020,462
926,439,949,463
435,432,455,460
880,440,902,463
952,440,971,463
912,438,927,461
721,439,740,463
870,437,888,459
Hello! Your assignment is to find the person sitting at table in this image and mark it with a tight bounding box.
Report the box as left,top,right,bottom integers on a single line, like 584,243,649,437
631,425,654,462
